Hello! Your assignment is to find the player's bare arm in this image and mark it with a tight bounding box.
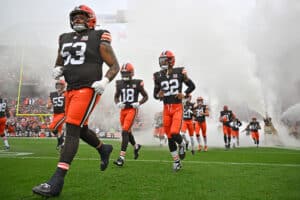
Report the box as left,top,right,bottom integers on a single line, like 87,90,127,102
205,105,210,117
55,51,64,66
46,97,52,109
139,86,149,105
175,93,185,100
99,42,120,81
114,89,121,104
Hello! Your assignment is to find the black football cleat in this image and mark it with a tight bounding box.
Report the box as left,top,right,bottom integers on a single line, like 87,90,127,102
173,160,182,172
191,150,195,155
178,145,186,160
113,157,124,167
134,144,142,160
99,144,113,171
32,179,64,197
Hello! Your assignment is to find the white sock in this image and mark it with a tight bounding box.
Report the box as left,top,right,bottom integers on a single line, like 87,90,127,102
171,151,179,161
2,136,9,147
232,137,236,146
4,140,9,147
196,135,201,145
190,137,195,150
181,132,188,144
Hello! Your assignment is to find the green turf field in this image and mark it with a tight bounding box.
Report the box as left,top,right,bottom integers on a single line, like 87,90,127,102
0,138,299,200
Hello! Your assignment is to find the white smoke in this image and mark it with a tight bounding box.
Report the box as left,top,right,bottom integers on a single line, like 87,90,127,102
2,0,299,147
108,0,300,147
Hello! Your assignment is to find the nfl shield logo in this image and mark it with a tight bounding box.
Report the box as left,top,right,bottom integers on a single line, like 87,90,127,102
173,74,178,78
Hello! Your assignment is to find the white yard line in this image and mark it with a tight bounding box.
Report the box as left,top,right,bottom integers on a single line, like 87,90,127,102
1,155,299,167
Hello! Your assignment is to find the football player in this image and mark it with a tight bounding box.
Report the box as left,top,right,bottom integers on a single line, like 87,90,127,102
47,80,66,150
194,97,209,152
32,5,120,197
0,96,10,150
246,117,261,147
153,50,195,171
229,114,242,148
181,94,196,154
113,63,148,166
219,105,234,149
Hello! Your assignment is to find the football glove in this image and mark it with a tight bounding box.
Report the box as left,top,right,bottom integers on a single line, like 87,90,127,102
117,102,125,109
131,102,140,109
91,77,109,95
52,66,63,80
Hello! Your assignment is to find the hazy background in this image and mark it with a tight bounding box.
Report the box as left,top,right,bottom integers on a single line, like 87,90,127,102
1,0,299,146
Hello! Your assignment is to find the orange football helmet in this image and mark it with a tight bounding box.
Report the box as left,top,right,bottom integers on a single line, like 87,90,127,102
69,5,96,31
121,63,134,80
159,50,175,70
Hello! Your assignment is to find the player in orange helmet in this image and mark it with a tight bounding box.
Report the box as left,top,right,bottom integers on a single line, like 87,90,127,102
32,5,120,197
181,94,196,154
153,50,195,171
113,63,148,167
0,95,10,150
194,97,209,152
246,117,261,147
47,80,66,150
219,105,234,149
229,114,242,148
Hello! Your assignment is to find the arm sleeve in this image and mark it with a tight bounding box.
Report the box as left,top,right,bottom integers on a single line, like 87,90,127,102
153,75,161,100
184,78,195,95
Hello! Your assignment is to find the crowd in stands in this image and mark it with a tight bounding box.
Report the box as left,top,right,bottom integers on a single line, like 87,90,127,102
4,96,146,139
4,97,51,137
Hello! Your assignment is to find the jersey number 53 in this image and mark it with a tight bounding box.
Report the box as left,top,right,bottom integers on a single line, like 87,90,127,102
61,42,87,65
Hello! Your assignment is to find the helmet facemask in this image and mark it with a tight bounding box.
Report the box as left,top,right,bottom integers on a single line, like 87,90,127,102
121,71,132,81
55,83,65,93
71,12,89,32
159,57,170,70
159,50,175,70
197,100,203,106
